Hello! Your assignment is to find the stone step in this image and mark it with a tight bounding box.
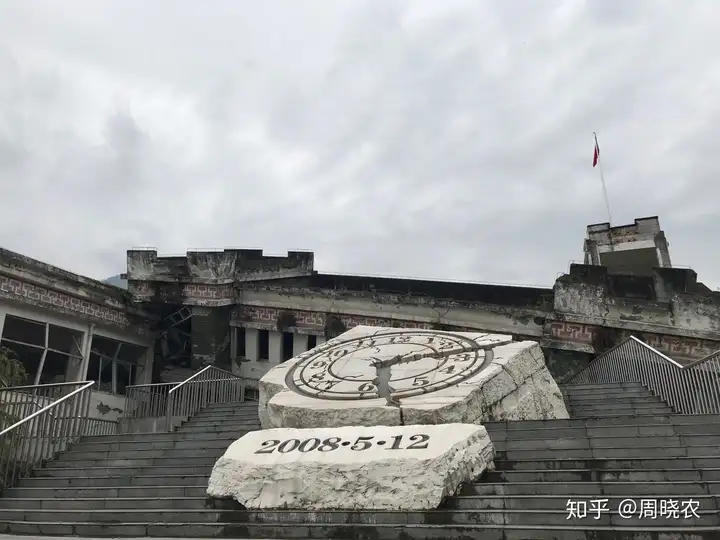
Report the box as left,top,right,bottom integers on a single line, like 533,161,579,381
33,464,211,478
486,413,720,430
0,507,717,527
491,435,720,450
188,410,260,419
20,474,210,488
562,386,652,396
569,406,674,417
44,455,218,468
561,382,648,391
495,456,720,470
495,444,720,460
11,492,715,516
3,521,719,540
566,399,671,411
201,403,258,413
55,447,226,462
564,396,666,407
448,493,720,510
177,422,260,433
464,481,720,496
483,468,720,483
78,430,248,443
0,509,224,523
2,485,207,500
0,497,208,511
69,436,239,452
485,422,720,438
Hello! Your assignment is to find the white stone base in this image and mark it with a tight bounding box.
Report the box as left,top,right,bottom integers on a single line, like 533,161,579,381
207,424,494,511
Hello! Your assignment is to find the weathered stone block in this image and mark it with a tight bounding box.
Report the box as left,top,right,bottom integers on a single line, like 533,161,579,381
259,326,568,429
207,424,493,510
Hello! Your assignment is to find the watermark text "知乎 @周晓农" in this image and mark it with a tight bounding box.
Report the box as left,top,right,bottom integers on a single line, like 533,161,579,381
566,498,700,520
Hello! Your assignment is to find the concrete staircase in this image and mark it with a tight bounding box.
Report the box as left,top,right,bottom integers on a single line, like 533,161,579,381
1,383,719,539
0,401,260,537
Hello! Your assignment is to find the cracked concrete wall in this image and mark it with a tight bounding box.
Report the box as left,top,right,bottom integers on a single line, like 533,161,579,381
126,249,314,285
554,264,720,341
236,287,550,338
89,392,125,422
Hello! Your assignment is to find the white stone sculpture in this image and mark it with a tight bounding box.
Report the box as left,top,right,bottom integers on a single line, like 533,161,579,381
259,326,568,429
207,423,494,510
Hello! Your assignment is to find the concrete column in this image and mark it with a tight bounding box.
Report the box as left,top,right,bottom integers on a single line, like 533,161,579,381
79,325,95,382
134,347,154,384
245,328,259,362
292,333,308,358
230,327,237,361
0,309,7,339
64,332,86,383
269,331,282,364
317,335,327,346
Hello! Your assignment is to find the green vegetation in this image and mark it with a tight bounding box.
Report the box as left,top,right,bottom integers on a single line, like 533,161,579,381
0,346,30,492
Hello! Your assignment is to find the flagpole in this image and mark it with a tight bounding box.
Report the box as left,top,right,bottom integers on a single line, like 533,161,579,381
594,132,612,225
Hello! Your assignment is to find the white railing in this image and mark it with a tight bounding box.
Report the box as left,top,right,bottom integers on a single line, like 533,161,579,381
563,336,720,414
165,366,251,432
0,381,96,491
122,365,255,432
123,382,174,418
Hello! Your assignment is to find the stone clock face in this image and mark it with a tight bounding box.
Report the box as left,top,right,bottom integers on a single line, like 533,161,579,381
285,329,495,400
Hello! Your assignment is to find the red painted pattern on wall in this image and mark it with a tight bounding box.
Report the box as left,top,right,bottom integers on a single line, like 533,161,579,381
233,305,434,331
550,322,596,344
619,330,719,359
0,275,146,333
551,320,719,360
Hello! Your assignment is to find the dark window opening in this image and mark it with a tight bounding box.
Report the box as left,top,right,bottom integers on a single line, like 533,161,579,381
48,325,82,355
39,351,70,384
91,336,121,359
1,316,45,345
99,357,113,393
307,335,318,350
258,330,269,361
115,362,133,395
236,328,246,358
117,343,143,363
281,332,294,362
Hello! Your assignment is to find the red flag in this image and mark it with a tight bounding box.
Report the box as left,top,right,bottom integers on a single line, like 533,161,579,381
592,140,600,167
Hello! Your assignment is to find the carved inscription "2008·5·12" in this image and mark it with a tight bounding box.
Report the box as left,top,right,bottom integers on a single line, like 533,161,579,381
254,434,430,454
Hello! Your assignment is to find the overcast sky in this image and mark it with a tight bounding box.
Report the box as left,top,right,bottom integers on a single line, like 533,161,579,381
1,1,718,290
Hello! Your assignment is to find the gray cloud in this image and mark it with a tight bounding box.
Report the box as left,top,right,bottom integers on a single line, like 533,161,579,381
0,0,718,290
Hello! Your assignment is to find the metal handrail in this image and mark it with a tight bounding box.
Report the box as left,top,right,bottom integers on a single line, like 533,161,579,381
122,382,175,419
0,381,93,436
122,365,255,432
563,336,720,414
168,364,233,394
0,381,95,491
165,365,252,432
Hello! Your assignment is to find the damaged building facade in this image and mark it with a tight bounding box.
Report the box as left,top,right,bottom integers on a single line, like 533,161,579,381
0,249,156,421
2,216,719,417
125,216,720,388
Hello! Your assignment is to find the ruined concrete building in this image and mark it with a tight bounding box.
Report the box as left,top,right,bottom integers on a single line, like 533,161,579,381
1,216,718,421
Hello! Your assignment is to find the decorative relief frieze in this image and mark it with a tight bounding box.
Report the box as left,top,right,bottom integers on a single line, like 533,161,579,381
0,276,149,335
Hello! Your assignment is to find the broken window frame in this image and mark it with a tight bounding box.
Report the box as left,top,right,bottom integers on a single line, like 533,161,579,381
0,315,84,386
88,341,135,396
